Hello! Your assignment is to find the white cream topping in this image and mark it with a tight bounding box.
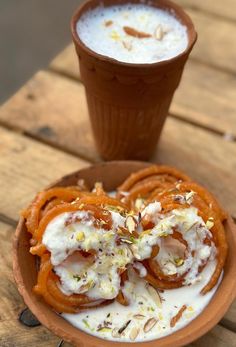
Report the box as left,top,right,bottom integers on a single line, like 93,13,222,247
43,210,133,300
62,264,221,342
77,4,188,64
42,200,220,342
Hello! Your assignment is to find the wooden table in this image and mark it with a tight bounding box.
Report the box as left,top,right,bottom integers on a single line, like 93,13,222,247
0,1,236,346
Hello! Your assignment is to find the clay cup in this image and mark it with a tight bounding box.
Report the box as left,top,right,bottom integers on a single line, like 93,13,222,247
71,0,197,160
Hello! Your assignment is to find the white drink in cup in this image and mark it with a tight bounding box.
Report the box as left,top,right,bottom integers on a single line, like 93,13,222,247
71,0,197,160
77,4,188,64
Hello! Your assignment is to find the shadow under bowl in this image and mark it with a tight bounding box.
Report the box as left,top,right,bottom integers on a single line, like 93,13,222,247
13,161,236,347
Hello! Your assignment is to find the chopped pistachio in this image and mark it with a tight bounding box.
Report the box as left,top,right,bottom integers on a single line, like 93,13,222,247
76,231,85,241
73,275,81,281
174,258,184,267
82,319,90,329
97,327,112,333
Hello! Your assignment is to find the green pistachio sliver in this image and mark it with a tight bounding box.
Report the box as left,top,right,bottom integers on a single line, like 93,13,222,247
82,319,91,329
97,327,112,333
73,274,81,281
174,258,184,267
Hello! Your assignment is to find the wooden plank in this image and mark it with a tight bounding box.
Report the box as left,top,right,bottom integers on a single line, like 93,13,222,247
178,0,236,21
190,325,236,347
187,9,236,74
171,60,236,136
50,44,80,80
50,45,236,136
0,71,96,161
0,71,235,218
0,126,89,222
222,301,236,332
0,221,69,346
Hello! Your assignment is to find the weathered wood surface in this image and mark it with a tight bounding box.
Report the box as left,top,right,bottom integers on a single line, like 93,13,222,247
0,71,235,219
0,126,89,222
178,0,236,21
50,44,236,137
50,45,80,81
186,9,236,74
189,325,236,347
171,60,236,136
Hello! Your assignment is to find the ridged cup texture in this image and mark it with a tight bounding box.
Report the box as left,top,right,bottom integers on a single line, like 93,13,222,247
71,0,197,160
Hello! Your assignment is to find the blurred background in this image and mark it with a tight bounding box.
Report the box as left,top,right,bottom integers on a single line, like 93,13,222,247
0,0,82,104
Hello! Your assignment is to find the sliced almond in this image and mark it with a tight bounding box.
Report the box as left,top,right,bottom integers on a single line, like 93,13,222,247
154,25,164,40
122,40,132,51
143,318,158,333
104,20,113,27
79,280,94,293
129,326,140,341
135,198,145,210
147,285,162,308
123,26,151,38
133,314,145,320
206,219,214,229
112,328,120,338
125,215,137,233
118,320,131,334
120,237,133,244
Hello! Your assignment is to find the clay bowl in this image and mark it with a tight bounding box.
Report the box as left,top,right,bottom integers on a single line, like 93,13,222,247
13,161,236,347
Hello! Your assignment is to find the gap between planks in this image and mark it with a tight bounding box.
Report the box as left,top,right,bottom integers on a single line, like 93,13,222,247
169,112,236,141
0,116,96,164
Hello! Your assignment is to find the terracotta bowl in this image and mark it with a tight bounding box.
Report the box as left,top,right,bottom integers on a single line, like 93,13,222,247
13,161,236,347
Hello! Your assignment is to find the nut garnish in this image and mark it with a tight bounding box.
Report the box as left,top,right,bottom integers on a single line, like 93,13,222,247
129,326,140,341
105,20,113,27
122,40,132,51
170,305,187,327
112,328,120,338
135,198,145,210
97,327,112,333
110,30,121,41
206,217,214,229
118,320,131,334
123,26,151,38
147,285,162,308
125,215,137,233
174,258,184,267
133,314,145,320
120,237,133,244
143,318,158,333
154,24,164,40
76,231,85,241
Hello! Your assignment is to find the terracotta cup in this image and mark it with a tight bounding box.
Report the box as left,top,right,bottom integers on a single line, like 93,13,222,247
71,0,197,161
13,161,236,347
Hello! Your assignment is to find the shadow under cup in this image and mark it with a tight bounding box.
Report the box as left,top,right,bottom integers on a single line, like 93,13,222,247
71,0,197,161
